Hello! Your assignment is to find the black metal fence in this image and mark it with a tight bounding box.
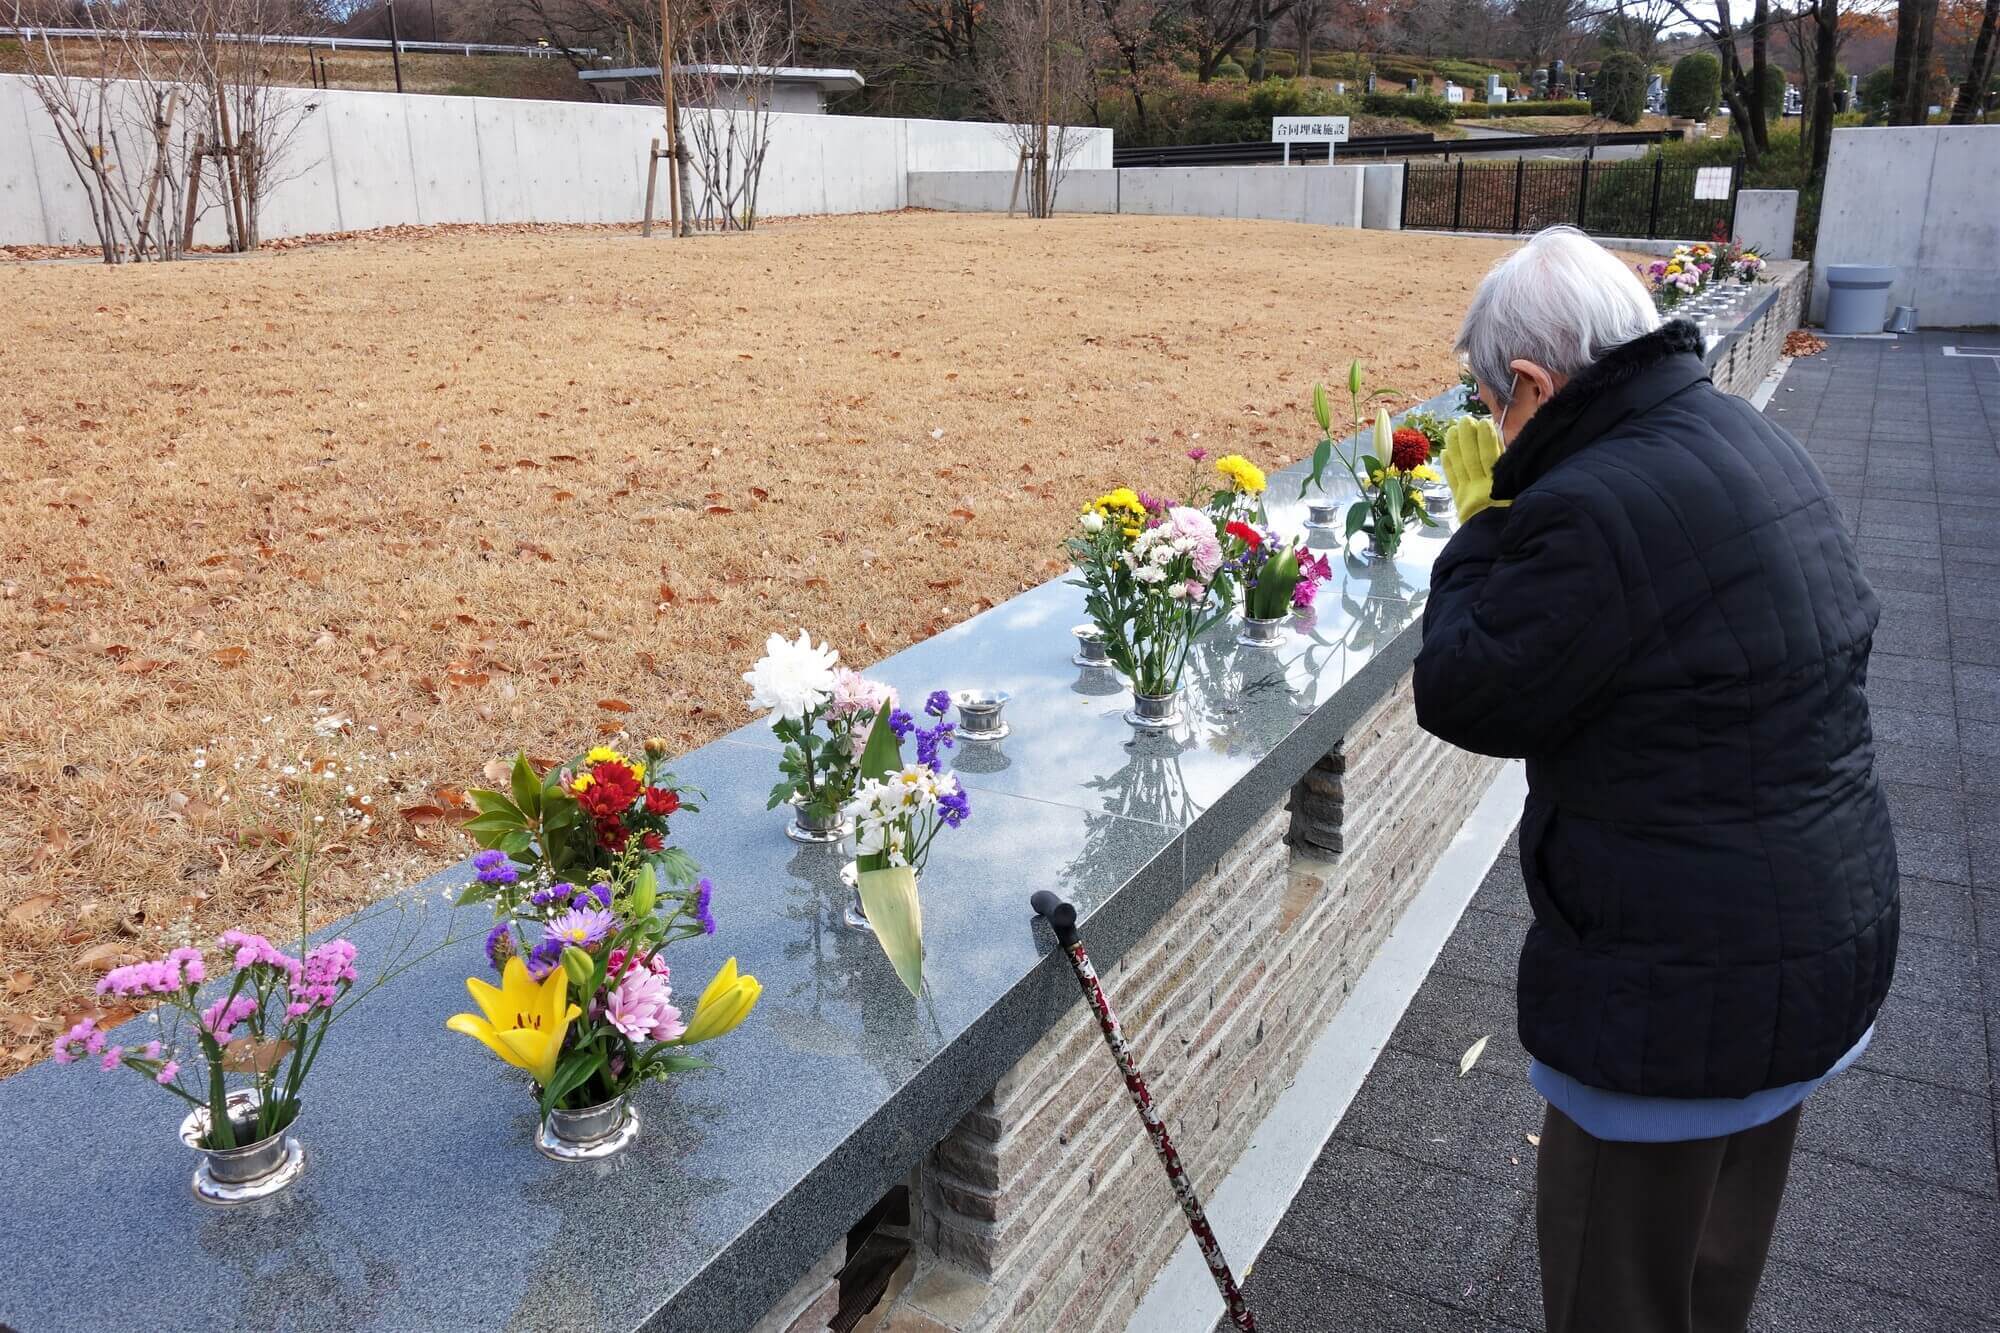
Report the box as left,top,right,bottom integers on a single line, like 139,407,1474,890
1400,158,1739,240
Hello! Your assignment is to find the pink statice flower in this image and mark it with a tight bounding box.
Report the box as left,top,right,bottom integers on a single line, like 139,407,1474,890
52,1018,99,1065
603,967,684,1043
100,1046,124,1072
220,930,302,982
140,1040,163,1060
156,1061,179,1085
287,939,358,1015
201,995,259,1042
1186,446,1209,463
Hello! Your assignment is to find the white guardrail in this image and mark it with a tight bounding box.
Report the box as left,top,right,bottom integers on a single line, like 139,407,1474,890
0,26,601,60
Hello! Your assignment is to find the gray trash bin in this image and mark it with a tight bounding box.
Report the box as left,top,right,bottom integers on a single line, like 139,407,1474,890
1824,265,1898,334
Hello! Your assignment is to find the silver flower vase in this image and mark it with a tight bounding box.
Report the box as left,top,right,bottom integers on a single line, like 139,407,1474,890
538,1093,640,1162
179,1089,307,1206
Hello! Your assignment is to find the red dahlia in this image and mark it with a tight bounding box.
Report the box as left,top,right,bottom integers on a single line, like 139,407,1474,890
1225,521,1263,550
1390,429,1431,472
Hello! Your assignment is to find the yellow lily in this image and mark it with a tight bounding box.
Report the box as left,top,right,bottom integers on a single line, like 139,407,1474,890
676,957,762,1045
446,956,580,1086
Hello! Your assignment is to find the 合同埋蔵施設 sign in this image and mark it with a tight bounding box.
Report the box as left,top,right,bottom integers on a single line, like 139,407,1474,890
1271,116,1352,143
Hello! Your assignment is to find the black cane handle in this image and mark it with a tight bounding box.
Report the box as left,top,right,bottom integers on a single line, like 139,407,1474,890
1029,890,1079,947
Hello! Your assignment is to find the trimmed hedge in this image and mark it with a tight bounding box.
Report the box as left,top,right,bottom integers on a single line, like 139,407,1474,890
1668,52,1721,119
1456,99,1593,118
1593,52,1648,125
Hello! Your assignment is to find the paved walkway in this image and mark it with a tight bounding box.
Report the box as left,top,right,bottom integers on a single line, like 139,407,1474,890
1240,332,2000,1331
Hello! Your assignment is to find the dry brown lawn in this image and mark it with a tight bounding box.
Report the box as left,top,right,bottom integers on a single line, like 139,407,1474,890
0,211,1513,1068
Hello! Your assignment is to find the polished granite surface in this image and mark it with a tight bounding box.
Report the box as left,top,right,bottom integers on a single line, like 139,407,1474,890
0,393,1466,1333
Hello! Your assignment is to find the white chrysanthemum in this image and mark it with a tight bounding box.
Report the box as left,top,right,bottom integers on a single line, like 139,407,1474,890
744,629,840,723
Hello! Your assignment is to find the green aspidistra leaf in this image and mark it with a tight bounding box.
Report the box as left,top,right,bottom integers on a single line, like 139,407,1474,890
511,752,542,819
857,865,924,997
856,698,903,783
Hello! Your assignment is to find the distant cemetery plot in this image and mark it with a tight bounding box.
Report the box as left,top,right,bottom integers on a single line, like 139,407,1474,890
1401,158,1739,240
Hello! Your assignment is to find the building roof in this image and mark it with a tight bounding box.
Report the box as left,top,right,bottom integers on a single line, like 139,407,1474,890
578,64,865,92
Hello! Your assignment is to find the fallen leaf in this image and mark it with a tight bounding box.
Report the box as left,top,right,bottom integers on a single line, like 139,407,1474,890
2,973,32,995
9,894,58,923
1526,1132,1542,1148
76,942,138,971
1458,1035,1490,1077
597,698,633,713
399,804,448,823
210,645,249,667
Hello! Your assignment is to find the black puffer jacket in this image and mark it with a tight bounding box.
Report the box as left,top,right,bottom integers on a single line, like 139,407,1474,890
1414,320,1899,1100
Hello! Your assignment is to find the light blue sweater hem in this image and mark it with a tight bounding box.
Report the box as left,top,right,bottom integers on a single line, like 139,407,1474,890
1530,1025,1874,1143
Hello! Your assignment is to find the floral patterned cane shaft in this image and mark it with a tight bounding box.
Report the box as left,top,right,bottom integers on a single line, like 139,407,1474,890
1065,941,1257,1331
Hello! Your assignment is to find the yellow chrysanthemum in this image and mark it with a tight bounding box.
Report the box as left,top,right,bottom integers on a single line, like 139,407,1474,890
572,772,595,793
1410,464,1443,484
585,746,626,766
627,762,645,784
1215,454,1266,495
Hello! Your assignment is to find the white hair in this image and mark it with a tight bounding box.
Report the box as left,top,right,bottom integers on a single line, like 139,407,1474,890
1455,226,1662,409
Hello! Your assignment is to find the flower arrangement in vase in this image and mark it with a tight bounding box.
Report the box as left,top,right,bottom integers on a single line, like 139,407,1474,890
743,630,898,843
1069,487,1231,728
1301,363,1441,561
840,691,970,996
461,742,702,896
1229,522,1334,646
448,850,760,1160
55,931,356,1203
1186,448,1269,610
51,748,446,1205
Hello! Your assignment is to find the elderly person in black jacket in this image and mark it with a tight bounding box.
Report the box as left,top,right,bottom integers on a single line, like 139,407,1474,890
1415,227,1898,1333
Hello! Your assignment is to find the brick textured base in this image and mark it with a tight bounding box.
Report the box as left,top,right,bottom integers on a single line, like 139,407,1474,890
1708,260,1808,399
833,670,1508,1333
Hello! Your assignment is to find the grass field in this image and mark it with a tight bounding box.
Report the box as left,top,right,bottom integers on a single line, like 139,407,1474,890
0,212,1513,1068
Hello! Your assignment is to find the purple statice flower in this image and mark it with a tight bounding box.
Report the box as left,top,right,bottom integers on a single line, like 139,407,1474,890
695,878,716,936
51,1018,103,1064
484,921,516,971
286,939,358,1016
914,721,956,771
220,929,302,981
887,708,915,741
472,849,519,886
924,690,952,719
585,882,613,910
1186,446,1208,462
530,882,575,909
938,786,971,829
525,936,566,980
547,907,616,950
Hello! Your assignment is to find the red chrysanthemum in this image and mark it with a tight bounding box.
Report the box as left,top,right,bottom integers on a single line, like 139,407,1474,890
644,787,680,817
575,760,642,822
595,819,630,853
640,831,665,852
1224,521,1263,550
1391,428,1431,472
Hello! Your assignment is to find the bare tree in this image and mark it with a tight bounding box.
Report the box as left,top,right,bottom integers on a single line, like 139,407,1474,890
181,0,326,250
1601,0,1675,60
979,0,1098,216
673,0,784,230
1890,0,1940,119
9,4,200,262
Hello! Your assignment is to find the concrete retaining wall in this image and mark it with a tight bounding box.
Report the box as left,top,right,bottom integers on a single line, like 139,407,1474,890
910,163,1369,228
0,73,1111,246
1813,125,2000,327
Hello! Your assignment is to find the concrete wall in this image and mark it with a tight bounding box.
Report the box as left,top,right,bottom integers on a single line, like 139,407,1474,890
1733,188,1797,261
910,163,1368,228
906,169,1120,214
1813,125,2000,327
1361,163,1405,230
0,73,1111,245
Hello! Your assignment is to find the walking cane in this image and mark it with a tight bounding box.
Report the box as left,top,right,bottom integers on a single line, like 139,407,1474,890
1029,890,1256,1332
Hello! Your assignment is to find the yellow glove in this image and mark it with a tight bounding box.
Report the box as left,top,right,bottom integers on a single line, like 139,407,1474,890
1441,416,1511,527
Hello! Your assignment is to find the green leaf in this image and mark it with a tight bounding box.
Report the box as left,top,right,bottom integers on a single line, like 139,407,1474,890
467,788,521,819
653,846,700,888
857,865,925,997
856,698,903,783
454,880,498,907
1344,502,1370,538
497,829,535,856
767,779,798,811
1359,454,1382,476
1299,438,1332,499
540,1048,608,1119
462,811,526,838
511,752,542,820
647,1053,712,1075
